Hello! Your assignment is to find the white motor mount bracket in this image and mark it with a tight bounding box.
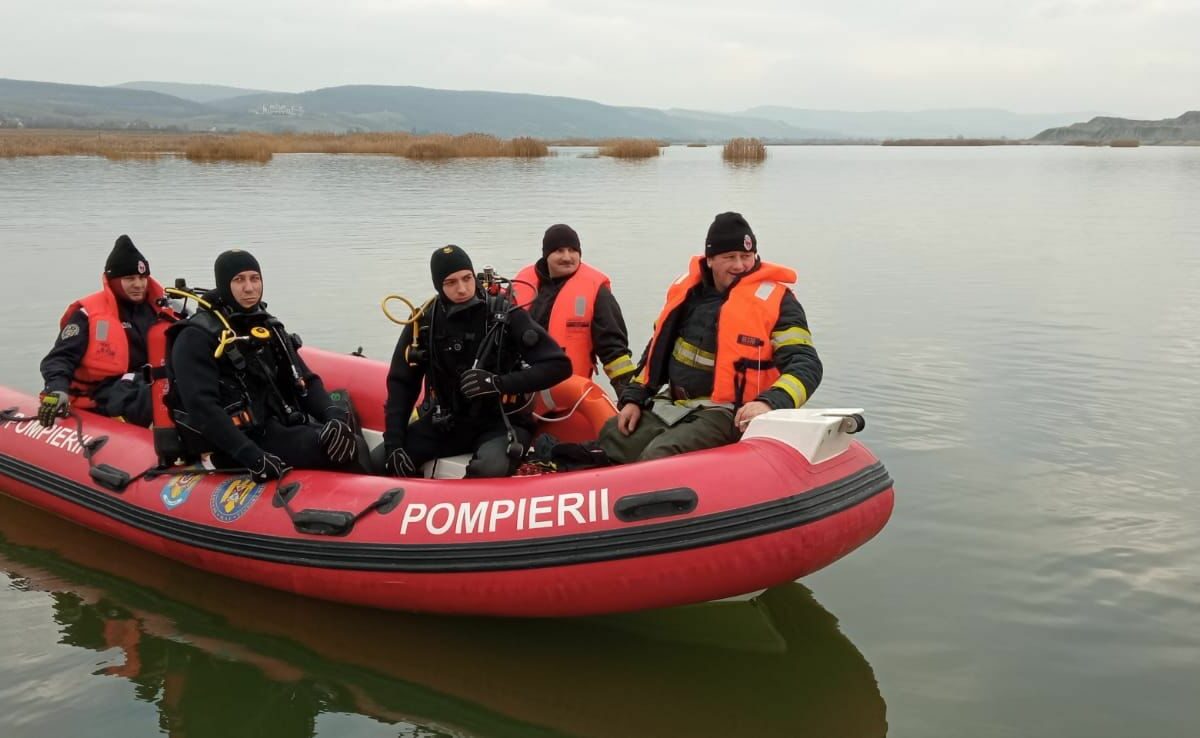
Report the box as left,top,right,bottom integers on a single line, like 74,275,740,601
740,408,866,464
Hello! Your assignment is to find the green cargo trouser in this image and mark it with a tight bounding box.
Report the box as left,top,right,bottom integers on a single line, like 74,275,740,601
599,402,741,464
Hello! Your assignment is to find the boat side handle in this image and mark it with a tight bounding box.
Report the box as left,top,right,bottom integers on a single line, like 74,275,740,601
614,488,698,522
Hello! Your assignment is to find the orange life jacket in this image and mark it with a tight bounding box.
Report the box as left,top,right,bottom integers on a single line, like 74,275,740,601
639,257,796,406
513,262,611,378
59,275,170,408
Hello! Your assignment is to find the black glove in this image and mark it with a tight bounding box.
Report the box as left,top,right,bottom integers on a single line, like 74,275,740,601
460,368,503,399
37,391,69,428
319,418,357,465
248,452,291,482
384,447,417,477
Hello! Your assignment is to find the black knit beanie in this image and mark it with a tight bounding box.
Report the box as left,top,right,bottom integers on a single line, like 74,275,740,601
542,224,581,257
214,249,262,308
704,212,757,257
104,235,150,278
430,244,474,292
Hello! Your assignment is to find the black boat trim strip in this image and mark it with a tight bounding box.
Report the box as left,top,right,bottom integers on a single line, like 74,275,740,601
0,453,891,572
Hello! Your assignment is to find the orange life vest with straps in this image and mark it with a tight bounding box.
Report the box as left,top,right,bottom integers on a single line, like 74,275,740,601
58,275,171,408
512,262,611,378
639,256,796,406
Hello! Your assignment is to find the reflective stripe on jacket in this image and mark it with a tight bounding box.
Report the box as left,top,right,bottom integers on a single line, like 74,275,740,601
513,261,610,378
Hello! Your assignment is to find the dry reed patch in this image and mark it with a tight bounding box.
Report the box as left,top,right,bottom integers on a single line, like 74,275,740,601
0,130,189,157
0,137,76,157
723,138,767,162
400,133,550,159
261,132,418,154
0,129,551,161
1108,139,1140,147
402,139,456,160
184,136,272,163
508,136,550,157
598,139,662,159
446,133,505,157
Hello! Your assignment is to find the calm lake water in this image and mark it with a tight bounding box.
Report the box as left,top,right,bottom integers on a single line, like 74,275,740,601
0,145,1197,737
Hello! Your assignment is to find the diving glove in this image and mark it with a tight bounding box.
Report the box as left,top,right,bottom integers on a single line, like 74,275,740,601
37,391,69,428
460,368,502,399
384,447,417,477
248,452,291,482
319,418,358,465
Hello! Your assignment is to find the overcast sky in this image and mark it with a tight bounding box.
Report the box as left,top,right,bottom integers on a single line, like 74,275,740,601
3,0,1196,117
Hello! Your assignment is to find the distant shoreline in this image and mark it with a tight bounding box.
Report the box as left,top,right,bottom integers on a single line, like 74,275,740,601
2,129,1191,162
881,138,1024,146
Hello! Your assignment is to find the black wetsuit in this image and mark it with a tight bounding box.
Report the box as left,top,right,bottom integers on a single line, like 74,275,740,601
384,293,571,477
168,301,348,471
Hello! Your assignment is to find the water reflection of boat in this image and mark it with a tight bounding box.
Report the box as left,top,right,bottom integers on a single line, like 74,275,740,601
0,495,888,737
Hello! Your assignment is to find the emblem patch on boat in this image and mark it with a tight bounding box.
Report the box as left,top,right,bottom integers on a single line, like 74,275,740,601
210,478,264,522
161,472,203,509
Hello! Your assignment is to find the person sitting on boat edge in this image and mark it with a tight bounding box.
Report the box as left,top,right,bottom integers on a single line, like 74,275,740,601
599,211,822,463
509,223,636,395
38,235,180,428
165,249,360,481
382,245,572,478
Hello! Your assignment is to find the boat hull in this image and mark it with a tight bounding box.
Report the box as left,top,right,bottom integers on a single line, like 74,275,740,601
0,361,893,617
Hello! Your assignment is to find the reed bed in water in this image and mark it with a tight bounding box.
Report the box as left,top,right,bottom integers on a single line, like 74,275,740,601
392,133,549,159
0,130,551,161
0,130,194,158
184,136,273,163
722,137,767,162
598,138,662,159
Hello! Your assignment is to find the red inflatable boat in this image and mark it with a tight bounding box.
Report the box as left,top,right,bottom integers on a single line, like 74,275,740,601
0,348,893,617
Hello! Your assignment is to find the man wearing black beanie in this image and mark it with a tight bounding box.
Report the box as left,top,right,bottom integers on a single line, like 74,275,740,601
38,235,178,428
166,249,360,480
383,245,571,478
510,224,636,394
599,211,823,463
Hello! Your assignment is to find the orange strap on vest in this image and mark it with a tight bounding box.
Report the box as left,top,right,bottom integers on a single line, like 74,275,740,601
148,319,173,430
514,262,611,378
640,257,795,406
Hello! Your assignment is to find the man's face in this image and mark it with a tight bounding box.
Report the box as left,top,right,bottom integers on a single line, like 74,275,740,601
546,247,581,279
707,251,758,292
441,269,477,304
229,270,263,309
118,275,149,303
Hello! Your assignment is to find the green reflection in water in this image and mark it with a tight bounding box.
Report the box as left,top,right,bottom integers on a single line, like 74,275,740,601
0,494,886,737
